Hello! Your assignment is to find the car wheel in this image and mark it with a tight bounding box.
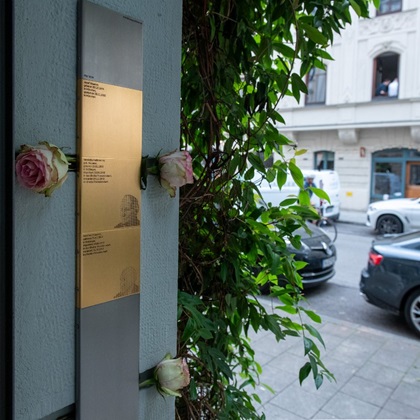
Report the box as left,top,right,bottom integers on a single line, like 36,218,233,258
376,214,403,235
404,289,420,337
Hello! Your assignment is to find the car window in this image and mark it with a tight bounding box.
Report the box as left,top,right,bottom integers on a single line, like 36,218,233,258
402,242,420,252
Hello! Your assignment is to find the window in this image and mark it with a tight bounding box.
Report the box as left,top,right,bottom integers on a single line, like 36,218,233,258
370,149,420,202
377,0,402,15
373,53,399,99
306,67,326,105
315,151,334,170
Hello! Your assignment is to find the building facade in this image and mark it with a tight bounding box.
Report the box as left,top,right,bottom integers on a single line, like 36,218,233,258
278,0,420,211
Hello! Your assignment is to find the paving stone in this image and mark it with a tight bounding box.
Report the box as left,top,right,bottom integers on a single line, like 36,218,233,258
266,351,307,376
382,339,420,355
402,363,420,388
269,384,329,419
383,398,420,419
340,332,385,355
391,382,420,410
254,348,278,367
327,342,373,369
257,366,297,404
351,328,389,344
373,348,419,372
341,376,393,407
322,392,380,419
355,360,405,389
299,373,340,400
322,356,358,386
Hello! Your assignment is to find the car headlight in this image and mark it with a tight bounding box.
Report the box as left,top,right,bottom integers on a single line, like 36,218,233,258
368,205,377,212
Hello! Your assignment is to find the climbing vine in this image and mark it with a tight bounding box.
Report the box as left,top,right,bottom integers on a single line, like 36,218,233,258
177,1,375,418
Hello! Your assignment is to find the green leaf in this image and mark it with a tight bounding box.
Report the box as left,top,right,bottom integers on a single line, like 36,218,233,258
300,23,328,45
276,42,296,59
350,0,362,16
299,362,312,385
304,324,326,348
252,393,262,404
311,187,330,202
277,305,297,315
298,189,310,206
315,374,324,389
294,148,307,156
289,161,304,187
291,73,308,94
276,169,287,189
189,378,198,401
248,153,266,172
315,49,334,61
199,328,213,339
303,337,314,355
302,309,322,323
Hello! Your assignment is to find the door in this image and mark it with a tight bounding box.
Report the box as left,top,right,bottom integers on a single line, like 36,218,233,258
405,162,420,198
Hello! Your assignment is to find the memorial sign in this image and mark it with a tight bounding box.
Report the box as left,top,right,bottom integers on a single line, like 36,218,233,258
77,2,142,417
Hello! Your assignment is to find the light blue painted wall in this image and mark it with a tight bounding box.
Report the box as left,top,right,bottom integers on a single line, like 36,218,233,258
13,0,182,418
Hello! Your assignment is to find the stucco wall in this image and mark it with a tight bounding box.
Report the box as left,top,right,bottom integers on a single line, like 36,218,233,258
13,0,181,418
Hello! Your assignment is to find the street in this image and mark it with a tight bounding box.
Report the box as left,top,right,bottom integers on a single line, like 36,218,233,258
303,221,419,341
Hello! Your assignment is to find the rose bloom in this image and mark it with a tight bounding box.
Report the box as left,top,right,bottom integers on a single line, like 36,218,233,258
16,142,69,197
158,150,193,197
155,355,190,397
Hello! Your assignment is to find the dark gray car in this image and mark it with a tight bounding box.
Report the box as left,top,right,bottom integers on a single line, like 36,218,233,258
360,231,420,337
260,222,337,294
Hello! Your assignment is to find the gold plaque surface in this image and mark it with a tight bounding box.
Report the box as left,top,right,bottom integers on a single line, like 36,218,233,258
77,80,142,308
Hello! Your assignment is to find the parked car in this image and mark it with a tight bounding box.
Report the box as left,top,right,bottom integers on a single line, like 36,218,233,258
360,231,420,337
260,222,337,293
366,197,420,235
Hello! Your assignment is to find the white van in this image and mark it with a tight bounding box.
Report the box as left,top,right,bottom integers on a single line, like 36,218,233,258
254,173,299,207
255,170,341,220
303,170,341,220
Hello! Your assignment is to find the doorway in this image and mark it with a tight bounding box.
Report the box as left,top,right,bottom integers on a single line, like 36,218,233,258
405,162,420,198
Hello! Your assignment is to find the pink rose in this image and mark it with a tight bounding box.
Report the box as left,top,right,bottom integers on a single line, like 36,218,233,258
159,150,193,197
15,142,69,197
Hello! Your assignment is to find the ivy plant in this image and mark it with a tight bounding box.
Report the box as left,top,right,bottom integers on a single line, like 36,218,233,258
177,0,375,418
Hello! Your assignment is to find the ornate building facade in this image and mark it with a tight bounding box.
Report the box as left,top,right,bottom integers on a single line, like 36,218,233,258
278,0,420,211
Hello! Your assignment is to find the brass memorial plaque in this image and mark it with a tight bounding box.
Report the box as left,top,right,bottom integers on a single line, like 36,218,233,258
77,12,142,309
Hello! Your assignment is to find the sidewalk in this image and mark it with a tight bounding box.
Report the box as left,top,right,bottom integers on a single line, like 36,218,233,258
250,208,420,419
251,306,420,419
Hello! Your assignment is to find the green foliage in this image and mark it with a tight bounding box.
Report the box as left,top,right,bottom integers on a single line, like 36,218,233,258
177,0,373,418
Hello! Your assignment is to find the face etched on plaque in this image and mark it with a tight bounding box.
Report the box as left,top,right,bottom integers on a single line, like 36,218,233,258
114,266,139,298
115,194,140,228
